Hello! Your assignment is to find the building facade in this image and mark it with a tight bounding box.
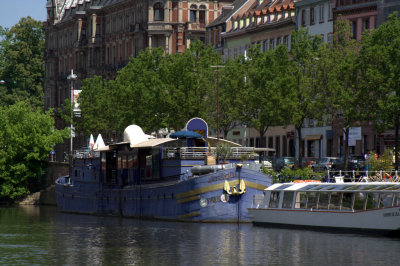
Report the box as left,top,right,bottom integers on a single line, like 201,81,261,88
44,0,232,161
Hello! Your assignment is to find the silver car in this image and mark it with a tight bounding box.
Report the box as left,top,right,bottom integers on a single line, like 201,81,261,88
312,157,338,172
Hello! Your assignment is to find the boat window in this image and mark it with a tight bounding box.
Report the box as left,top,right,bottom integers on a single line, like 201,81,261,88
318,192,329,209
379,193,394,208
329,192,341,210
118,155,122,169
295,192,307,209
354,192,366,210
282,192,294,208
341,192,353,210
122,155,128,169
269,192,280,208
393,193,400,206
365,193,380,210
307,192,318,209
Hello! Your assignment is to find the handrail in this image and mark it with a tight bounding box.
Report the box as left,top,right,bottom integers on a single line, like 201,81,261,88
162,146,258,159
328,170,400,182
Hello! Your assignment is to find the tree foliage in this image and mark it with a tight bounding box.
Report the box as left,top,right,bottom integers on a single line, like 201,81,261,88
0,17,44,108
0,102,69,200
78,42,220,135
359,12,400,169
286,28,323,166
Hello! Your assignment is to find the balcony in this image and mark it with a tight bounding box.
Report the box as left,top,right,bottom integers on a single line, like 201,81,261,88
186,22,206,32
147,22,173,33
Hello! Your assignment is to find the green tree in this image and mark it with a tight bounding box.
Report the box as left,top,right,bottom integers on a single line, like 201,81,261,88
0,102,69,201
359,12,400,170
0,17,44,108
322,19,366,170
218,56,247,138
75,75,113,135
286,28,323,166
243,45,292,150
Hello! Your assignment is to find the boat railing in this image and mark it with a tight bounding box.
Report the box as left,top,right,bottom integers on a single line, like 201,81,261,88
163,146,258,159
73,149,100,159
327,170,400,183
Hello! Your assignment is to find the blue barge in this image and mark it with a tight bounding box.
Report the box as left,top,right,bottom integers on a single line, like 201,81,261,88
55,118,273,222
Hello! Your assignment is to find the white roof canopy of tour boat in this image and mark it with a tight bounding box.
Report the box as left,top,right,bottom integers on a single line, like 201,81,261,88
267,182,400,193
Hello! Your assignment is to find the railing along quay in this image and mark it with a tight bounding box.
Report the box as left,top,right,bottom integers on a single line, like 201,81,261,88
327,170,400,183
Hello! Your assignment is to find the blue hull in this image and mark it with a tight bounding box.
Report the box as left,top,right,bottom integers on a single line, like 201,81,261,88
55,160,272,222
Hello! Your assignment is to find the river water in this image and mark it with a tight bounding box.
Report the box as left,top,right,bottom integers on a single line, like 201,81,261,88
0,205,399,265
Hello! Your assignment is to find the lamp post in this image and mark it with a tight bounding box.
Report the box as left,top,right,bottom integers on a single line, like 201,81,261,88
67,69,77,156
210,63,225,139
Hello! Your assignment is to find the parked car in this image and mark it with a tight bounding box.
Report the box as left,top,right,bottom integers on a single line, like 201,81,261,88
274,157,295,171
303,157,318,168
331,155,365,172
311,157,338,172
254,156,273,169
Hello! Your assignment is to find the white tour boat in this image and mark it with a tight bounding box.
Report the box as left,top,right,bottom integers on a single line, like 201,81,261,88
248,181,400,235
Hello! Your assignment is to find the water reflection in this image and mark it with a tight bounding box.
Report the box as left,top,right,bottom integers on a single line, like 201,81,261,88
1,206,399,265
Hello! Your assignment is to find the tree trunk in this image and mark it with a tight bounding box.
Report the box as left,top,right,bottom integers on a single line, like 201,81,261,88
395,115,399,171
258,127,267,163
344,128,349,172
296,126,302,168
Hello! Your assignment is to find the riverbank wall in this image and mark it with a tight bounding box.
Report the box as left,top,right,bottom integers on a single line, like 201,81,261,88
16,161,68,206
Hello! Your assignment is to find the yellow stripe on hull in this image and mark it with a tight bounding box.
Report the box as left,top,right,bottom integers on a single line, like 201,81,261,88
178,211,200,219
176,180,267,204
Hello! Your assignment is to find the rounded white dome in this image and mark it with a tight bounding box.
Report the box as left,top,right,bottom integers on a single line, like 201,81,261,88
123,125,148,146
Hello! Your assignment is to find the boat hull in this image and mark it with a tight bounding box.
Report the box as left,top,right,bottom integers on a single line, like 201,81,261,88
56,166,272,222
248,207,400,233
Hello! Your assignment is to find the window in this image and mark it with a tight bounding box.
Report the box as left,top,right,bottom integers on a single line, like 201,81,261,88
295,192,307,208
307,192,318,209
282,192,294,208
264,40,269,51
318,192,329,209
154,3,164,21
310,7,315,25
354,192,366,210
329,192,341,210
301,9,306,26
269,192,280,208
365,193,380,210
319,5,324,23
269,39,275,50
283,35,289,47
328,3,333,20
190,5,197,22
327,33,333,44
199,5,206,25
363,19,369,32
351,21,357,39
341,193,353,210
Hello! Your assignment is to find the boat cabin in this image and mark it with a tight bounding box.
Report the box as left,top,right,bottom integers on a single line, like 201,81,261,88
255,182,400,212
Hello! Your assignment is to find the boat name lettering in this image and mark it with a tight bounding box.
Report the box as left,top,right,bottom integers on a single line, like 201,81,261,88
383,209,400,218
208,172,235,183
207,196,221,205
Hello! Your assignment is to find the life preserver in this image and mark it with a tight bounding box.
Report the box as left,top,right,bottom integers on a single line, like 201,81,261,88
293,180,321,183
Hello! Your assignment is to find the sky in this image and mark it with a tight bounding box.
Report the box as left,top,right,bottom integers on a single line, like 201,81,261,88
0,0,47,29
